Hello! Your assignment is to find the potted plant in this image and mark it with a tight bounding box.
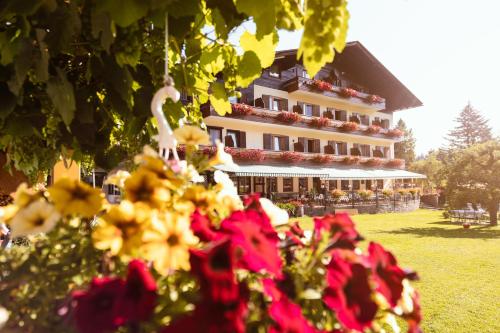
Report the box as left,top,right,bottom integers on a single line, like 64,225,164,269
365,125,381,135
463,222,471,229
276,111,301,124
331,189,346,204
339,87,359,98
311,154,333,164
339,121,359,132
231,103,254,116
310,117,330,128
310,79,333,92
280,151,304,163
365,94,384,104
386,128,404,138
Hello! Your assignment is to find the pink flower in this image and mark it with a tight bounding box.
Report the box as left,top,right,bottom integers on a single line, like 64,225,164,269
269,297,319,333
323,252,378,331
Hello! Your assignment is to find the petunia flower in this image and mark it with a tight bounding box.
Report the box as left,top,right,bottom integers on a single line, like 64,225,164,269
181,184,218,215
190,238,240,304
12,183,43,208
190,209,219,242
323,252,378,331
72,277,125,333
313,213,361,249
173,125,210,147
92,201,151,257
120,259,157,323
48,178,104,217
269,297,319,333
221,210,282,277
367,242,406,307
124,168,170,209
8,199,61,238
141,211,198,274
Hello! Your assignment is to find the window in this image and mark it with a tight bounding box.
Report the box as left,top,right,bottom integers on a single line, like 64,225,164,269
377,179,384,189
269,64,280,78
271,96,286,111
226,130,239,148
298,138,320,153
208,127,222,145
366,180,372,190
237,177,251,194
360,114,370,126
341,180,350,190
107,184,121,195
334,110,347,121
228,95,238,104
264,134,289,151
374,146,389,158
299,178,308,192
270,177,277,192
360,144,371,157
335,142,348,155
352,180,360,190
301,68,310,78
283,178,293,192
297,102,319,117
254,177,265,194
329,180,337,190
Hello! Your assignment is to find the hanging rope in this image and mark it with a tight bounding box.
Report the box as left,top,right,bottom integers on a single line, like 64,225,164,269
150,13,180,161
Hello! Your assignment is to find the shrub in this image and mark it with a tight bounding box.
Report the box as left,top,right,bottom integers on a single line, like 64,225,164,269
276,202,296,215
310,79,333,91
382,189,394,197
365,125,381,135
331,189,346,201
280,151,304,163
339,87,359,98
358,190,373,201
311,154,333,164
385,159,405,168
231,103,254,116
310,117,330,128
365,94,384,104
276,111,301,123
339,121,359,132
342,156,360,165
386,128,404,138
234,149,265,162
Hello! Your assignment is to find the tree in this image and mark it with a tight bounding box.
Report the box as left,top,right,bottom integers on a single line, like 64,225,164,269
446,140,500,225
394,118,416,164
0,0,350,180
409,150,446,192
447,102,492,149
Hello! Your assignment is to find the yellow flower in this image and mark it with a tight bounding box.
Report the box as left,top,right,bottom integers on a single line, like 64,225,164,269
48,178,104,217
173,125,210,147
124,169,170,208
13,183,43,208
181,184,218,214
213,170,243,213
141,211,198,274
8,199,61,237
92,200,150,257
209,140,238,170
0,204,19,224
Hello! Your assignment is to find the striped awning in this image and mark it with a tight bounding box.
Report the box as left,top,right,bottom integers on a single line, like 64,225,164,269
216,164,426,180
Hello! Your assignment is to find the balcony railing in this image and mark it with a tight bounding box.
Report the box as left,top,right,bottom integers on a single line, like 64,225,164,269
204,104,402,141
282,77,386,111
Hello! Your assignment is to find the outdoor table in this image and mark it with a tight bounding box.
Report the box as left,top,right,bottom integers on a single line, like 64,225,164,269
449,209,485,222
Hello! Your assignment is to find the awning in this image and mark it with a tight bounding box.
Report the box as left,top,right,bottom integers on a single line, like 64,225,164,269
216,164,426,180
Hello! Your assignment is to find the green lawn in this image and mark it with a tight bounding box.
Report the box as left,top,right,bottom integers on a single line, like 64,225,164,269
295,209,500,333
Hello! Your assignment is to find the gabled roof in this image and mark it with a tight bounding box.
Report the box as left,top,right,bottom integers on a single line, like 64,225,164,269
275,41,422,112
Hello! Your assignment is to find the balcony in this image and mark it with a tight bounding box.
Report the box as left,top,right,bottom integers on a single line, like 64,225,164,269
282,77,386,111
204,104,402,142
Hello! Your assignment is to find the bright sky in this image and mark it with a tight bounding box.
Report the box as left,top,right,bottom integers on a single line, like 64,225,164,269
277,0,500,155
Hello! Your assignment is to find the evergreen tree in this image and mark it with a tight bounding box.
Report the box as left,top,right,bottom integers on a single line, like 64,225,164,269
447,103,492,149
394,118,416,164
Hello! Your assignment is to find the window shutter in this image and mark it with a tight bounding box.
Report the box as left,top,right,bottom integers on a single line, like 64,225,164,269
314,139,320,153
297,102,304,114
263,134,271,150
262,95,270,109
280,99,289,111
312,105,320,117
239,131,246,148
293,104,303,114
282,136,290,151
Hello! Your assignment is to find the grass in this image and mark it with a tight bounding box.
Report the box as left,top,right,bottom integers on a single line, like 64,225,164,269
295,209,500,333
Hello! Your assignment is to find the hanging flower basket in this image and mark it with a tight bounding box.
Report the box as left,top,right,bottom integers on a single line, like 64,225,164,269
339,121,359,132
310,117,330,128
365,125,381,135
280,151,304,163
339,87,359,98
365,94,384,104
231,103,254,116
310,79,333,92
276,111,301,124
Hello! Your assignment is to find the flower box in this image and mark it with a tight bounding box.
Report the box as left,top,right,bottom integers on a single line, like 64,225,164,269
365,125,381,135
231,103,254,116
364,158,383,167
385,159,405,168
276,111,301,124
339,121,359,132
311,154,333,164
386,129,403,138
310,117,330,128
339,87,359,98
233,149,265,162
310,79,333,92
365,94,384,104
342,156,360,165
280,151,304,163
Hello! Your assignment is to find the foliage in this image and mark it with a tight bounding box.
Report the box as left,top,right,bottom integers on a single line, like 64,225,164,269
311,154,333,164
446,102,492,150
342,156,360,165
275,202,296,216
385,158,405,168
365,125,381,135
310,79,332,91
279,151,304,163
231,103,254,116
382,189,394,198
339,121,358,132
276,111,301,123
330,189,346,202
386,128,404,138
309,116,330,128
409,150,447,191
232,148,265,162
0,141,421,333
394,119,416,164
446,140,500,225
339,87,358,98
364,158,383,167
0,0,350,179
358,190,373,201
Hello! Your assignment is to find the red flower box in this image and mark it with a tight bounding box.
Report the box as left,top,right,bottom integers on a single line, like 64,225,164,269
339,121,359,132
339,88,359,98
310,79,333,92
233,149,265,162
280,151,304,163
276,111,301,124
342,156,360,165
365,125,381,135
231,103,254,116
365,94,384,104
364,158,383,167
310,117,330,128
385,159,405,168
386,129,403,138
311,154,333,164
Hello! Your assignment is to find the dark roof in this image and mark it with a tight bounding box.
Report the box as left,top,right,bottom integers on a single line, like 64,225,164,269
275,41,422,112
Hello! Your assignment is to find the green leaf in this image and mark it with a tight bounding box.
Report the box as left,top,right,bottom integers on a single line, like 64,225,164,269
298,0,349,77
7,39,32,95
34,29,49,83
44,2,82,54
236,0,276,37
209,81,231,115
200,47,225,75
240,31,277,68
91,10,114,52
236,51,261,87
46,68,76,127
96,0,149,27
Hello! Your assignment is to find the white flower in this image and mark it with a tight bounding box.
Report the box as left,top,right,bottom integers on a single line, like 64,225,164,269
105,170,131,188
178,161,204,183
9,199,61,238
0,306,8,330
259,198,289,226
214,170,243,211
209,140,238,170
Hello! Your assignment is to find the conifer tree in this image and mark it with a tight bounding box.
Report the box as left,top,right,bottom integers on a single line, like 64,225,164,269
394,118,416,164
447,103,492,149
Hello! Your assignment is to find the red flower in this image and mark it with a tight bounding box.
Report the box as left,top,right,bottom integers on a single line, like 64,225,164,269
269,297,319,333
72,277,125,333
367,242,406,307
161,285,249,333
121,259,157,322
221,210,282,277
280,151,305,163
290,221,305,238
191,209,219,242
313,213,361,249
276,111,301,123
243,194,278,239
190,239,239,303
323,252,378,331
